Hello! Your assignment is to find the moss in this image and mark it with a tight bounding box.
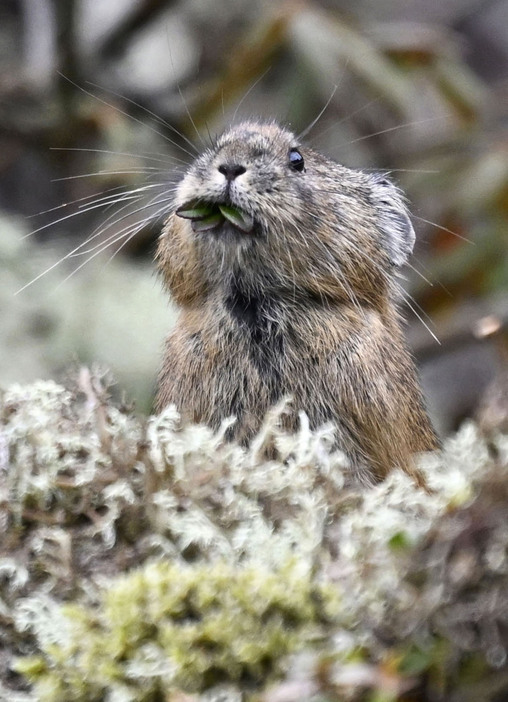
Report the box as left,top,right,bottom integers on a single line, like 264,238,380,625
15,560,338,700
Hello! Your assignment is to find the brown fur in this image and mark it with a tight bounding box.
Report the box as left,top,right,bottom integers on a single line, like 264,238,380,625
156,121,438,484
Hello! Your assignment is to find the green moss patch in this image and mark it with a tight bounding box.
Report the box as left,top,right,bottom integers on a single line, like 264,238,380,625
16,561,338,700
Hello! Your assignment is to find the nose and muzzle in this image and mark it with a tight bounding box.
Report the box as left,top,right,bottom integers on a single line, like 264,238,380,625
176,160,254,233
218,163,246,181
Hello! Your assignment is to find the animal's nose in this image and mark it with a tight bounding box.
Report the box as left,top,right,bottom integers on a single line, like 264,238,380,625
218,163,246,181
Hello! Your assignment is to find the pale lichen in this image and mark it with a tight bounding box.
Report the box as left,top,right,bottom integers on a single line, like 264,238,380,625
1,370,508,701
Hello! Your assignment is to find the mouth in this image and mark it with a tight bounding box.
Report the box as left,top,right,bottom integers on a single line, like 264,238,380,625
175,200,254,234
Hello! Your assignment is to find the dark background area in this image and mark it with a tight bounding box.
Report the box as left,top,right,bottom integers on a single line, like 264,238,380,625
1,0,507,431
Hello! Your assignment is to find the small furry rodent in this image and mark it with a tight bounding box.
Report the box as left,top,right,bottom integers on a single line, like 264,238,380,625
156,121,438,483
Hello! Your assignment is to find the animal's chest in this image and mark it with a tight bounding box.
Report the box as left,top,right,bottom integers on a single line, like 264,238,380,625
222,283,285,386
173,288,288,431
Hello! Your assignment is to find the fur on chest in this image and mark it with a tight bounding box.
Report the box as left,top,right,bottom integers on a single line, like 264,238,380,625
220,276,286,382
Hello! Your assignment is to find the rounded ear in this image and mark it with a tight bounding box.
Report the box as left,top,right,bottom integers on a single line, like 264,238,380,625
370,174,415,267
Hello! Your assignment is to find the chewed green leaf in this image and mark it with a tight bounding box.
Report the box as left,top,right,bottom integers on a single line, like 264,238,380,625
176,204,216,220
218,205,254,233
191,212,224,232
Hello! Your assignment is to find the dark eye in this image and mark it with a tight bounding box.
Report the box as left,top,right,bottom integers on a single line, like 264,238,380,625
288,148,305,172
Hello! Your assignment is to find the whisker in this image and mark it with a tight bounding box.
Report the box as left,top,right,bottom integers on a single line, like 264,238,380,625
177,81,206,150
80,189,174,250
70,195,174,257
306,98,380,145
57,72,197,159
78,184,165,214
399,286,435,325
68,205,154,257
24,185,161,241
413,215,473,244
49,146,186,166
336,116,444,150
107,202,172,261
27,194,152,274
404,262,434,287
16,184,175,293
204,121,214,148
26,184,164,236
85,80,200,156
364,167,440,174
410,254,454,298
298,84,338,140
232,66,272,124
68,225,143,258
165,42,206,150
54,231,141,286
13,231,124,294
26,184,129,219
52,168,165,182
399,288,441,344
55,201,174,289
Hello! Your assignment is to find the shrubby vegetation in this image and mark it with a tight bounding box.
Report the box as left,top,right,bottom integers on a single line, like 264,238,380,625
2,370,508,700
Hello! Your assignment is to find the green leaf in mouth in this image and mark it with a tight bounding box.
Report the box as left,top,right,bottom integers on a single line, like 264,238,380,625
218,204,254,233
175,204,216,220
175,201,254,233
191,211,224,232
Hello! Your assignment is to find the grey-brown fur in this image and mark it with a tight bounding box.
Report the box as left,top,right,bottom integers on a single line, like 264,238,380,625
156,121,438,484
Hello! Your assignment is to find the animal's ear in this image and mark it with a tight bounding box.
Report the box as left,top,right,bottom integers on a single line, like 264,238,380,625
370,174,415,267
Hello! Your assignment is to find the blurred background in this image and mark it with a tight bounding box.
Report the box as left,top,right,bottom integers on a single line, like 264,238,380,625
0,0,507,432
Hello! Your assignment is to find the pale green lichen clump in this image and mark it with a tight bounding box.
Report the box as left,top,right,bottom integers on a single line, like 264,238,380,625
16,561,338,700
1,370,508,701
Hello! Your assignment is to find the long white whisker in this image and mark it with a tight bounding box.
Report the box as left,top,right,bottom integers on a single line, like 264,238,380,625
57,72,197,160
26,184,164,236
232,67,272,124
26,184,129,219
49,146,186,166
20,193,152,285
410,255,453,297
164,45,206,150
80,189,174,250
70,195,174,257
16,184,174,293
413,215,473,244
298,84,338,140
307,98,380,145
399,288,440,344
54,201,173,289
404,262,434,287
77,184,163,209
336,117,444,150
85,80,200,156
362,167,440,174
52,168,166,182
68,208,152,257
106,203,171,261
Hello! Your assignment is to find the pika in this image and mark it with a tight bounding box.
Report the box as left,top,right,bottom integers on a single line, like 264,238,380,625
156,121,438,483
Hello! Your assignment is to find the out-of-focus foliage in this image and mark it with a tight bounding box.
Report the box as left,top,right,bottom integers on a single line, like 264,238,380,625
1,370,508,700
0,214,173,413
0,0,507,425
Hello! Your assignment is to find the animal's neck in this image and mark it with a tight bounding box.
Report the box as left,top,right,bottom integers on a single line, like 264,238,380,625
225,277,262,326
219,268,390,322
